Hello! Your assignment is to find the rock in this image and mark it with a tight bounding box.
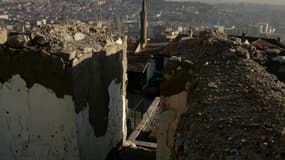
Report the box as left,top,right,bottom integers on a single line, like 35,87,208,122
74,32,85,41
223,49,235,58
30,31,37,40
230,37,242,46
62,33,74,42
236,47,250,60
208,82,218,88
0,27,8,44
282,128,285,136
116,37,123,45
83,47,93,54
35,36,47,46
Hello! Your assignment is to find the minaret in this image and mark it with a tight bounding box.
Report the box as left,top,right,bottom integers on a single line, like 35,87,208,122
140,0,148,49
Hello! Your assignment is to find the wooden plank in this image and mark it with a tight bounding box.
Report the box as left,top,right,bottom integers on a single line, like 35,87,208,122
128,97,160,142
134,140,157,149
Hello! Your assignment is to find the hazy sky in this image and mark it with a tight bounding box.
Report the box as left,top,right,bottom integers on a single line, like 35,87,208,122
166,0,285,5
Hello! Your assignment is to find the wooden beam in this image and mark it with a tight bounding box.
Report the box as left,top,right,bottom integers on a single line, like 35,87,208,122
128,97,160,142
134,140,157,149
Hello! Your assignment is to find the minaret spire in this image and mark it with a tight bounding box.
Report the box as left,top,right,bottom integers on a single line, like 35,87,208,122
140,0,148,49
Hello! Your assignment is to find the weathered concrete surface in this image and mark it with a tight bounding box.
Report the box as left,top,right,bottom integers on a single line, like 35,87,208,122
0,22,128,160
0,46,71,98
74,39,128,160
157,59,194,160
76,80,127,160
157,110,176,160
72,50,124,137
0,75,80,160
0,27,8,44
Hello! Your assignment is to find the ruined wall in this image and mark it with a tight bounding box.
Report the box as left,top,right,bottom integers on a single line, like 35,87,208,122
73,38,128,160
146,59,156,85
157,58,194,160
159,31,285,160
0,75,79,160
0,23,127,160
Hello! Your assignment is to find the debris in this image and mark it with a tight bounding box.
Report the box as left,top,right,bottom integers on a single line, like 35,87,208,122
282,128,285,136
236,47,250,59
208,82,218,88
17,22,123,60
83,47,93,54
168,31,285,160
73,32,85,41
62,33,74,42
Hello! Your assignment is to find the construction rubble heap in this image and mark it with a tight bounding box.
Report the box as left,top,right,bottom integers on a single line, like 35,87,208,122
162,31,285,160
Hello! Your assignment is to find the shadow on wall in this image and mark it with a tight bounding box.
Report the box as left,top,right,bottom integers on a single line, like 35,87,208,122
0,46,72,97
0,41,127,160
157,57,197,160
72,51,124,137
0,45,125,137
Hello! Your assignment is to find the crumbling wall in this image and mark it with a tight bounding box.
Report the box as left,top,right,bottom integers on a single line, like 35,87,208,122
0,75,79,160
157,58,195,160
73,37,128,160
0,22,127,160
159,31,285,160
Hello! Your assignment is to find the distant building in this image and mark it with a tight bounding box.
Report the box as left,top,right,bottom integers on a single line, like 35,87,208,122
0,14,8,20
214,25,225,33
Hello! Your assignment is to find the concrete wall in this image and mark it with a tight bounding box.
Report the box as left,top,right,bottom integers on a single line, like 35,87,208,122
0,75,80,160
72,39,128,160
0,75,127,160
146,59,156,85
76,80,127,160
0,37,128,160
157,58,194,160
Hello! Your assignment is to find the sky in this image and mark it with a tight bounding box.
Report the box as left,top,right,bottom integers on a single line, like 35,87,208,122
165,0,285,5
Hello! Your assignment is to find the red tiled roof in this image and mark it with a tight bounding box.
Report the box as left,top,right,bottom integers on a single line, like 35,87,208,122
252,39,279,49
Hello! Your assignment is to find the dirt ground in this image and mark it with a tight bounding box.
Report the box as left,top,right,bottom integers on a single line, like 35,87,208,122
170,32,285,160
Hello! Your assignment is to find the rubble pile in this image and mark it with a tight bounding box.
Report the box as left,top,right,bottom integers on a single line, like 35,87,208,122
166,31,285,159
3,21,122,63
30,22,122,59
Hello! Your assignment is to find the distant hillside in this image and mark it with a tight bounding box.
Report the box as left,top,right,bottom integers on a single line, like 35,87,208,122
164,0,285,5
